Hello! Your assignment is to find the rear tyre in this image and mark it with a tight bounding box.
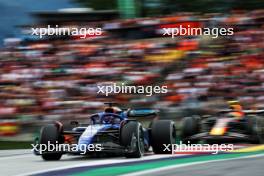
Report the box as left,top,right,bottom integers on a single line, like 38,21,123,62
39,124,63,161
121,121,144,158
150,120,176,154
181,116,200,144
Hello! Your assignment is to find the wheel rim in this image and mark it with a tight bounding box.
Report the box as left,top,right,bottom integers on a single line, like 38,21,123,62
170,123,176,144
138,128,144,156
129,125,144,156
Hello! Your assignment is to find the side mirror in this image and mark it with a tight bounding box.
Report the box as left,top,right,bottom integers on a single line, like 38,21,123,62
70,121,79,126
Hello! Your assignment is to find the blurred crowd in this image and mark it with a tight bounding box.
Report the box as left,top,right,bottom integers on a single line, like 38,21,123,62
0,9,264,135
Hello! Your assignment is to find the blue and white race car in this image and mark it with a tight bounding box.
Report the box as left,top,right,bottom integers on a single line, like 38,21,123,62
34,103,176,160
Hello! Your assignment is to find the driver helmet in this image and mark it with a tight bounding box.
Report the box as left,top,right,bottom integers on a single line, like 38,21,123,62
104,106,122,114
227,100,244,119
228,100,243,112
112,106,122,113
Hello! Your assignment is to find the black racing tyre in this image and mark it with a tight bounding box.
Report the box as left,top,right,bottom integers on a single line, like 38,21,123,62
246,116,264,144
181,116,200,144
150,120,176,154
246,116,258,135
121,121,144,158
39,124,63,161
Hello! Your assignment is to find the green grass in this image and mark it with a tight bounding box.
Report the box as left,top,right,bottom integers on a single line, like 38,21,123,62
0,141,32,150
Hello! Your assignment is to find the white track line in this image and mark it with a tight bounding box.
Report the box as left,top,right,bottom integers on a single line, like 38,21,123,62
18,154,185,176
0,154,33,161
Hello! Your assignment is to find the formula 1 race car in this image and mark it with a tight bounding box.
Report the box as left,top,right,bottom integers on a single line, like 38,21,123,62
34,103,176,161
181,109,264,144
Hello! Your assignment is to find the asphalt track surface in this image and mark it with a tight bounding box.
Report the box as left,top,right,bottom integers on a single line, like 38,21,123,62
123,154,264,176
150,155,264,176
1,149,264,176
0,149,181,176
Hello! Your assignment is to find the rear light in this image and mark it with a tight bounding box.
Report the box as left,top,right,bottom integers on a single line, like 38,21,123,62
210,127,227,135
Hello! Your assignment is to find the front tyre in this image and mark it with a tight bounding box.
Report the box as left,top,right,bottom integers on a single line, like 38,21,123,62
247,116,264,144
181,116,200,144
39,124,63,161
121,121,144,158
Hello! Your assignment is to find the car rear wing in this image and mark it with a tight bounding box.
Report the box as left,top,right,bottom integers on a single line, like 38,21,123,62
127,109,158,127
218,109,264,115
127,109,158,118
